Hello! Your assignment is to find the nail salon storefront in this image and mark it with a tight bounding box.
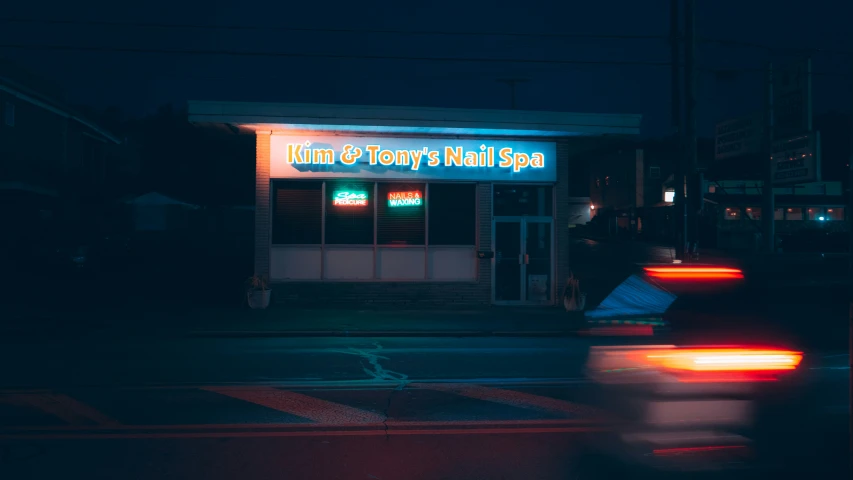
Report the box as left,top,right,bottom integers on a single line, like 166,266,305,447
189,102,640,307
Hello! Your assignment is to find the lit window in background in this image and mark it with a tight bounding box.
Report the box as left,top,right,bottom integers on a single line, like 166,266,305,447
664,190,675,203
807,207,825,221
785,208,803,220
724,208,740,220
826,207,845,221
746,207,761,220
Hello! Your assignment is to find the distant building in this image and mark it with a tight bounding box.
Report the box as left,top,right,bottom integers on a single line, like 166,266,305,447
0,61,136,268
706,180,846,250
582,139,683,241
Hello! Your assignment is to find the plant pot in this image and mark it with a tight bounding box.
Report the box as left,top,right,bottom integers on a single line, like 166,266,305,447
247,289,271,309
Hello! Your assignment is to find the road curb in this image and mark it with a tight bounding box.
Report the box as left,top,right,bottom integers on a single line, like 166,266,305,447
187,329,582,338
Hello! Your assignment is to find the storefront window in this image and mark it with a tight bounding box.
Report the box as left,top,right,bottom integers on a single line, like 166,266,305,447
272,181,322,244
273,181,478,281
494,185,552,216
826,207,845,221
377,183,425,245
325,181,374,244
785,208,803,220
774,208,784,220
428,183,476,245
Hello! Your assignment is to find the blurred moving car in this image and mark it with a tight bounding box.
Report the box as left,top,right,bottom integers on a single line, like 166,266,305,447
574,264,827,479
582,344,804,478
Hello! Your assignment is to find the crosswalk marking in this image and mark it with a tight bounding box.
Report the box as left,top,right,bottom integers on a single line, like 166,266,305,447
1,383,600,433
0,393,119,426
202,386,385,424
0,423,606,440
413,383,603,418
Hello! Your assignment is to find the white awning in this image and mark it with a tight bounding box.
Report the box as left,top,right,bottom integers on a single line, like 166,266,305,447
189,101,642,138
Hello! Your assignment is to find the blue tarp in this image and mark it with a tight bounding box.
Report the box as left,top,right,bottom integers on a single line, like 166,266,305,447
584,274,677,319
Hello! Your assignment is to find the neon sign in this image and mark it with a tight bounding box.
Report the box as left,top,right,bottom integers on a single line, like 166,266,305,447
284,142,546,173
388,190,422,207
332,191,368,207
271,136,557,182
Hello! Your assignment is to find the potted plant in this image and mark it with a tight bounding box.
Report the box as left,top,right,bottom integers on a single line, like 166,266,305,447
246,274,271,309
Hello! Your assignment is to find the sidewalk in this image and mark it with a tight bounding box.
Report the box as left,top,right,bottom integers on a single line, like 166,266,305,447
3,239,844,340
167,306,586,338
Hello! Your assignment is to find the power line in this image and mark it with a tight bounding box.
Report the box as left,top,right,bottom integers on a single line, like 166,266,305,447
0,42,672,67
3,16,850,56
0,17,666,41
699,37,853,57
0,42,849,78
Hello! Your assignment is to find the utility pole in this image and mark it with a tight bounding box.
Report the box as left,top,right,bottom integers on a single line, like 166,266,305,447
497,78,529,110
671,0,686,262
684,0,698,259
762,64,775,253
847,55,853,479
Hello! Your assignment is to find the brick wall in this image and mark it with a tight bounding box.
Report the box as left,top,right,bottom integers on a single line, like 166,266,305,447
555,141,571,302
476,182,493,302
272,281,490,308
254,132,271,277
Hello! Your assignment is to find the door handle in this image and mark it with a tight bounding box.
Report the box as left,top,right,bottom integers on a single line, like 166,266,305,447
524,254,529,264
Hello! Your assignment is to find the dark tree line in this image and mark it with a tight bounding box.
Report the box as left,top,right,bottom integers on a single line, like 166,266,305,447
77,103,256,207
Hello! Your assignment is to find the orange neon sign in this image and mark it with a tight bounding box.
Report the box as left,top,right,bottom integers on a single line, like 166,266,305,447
388,190,422,207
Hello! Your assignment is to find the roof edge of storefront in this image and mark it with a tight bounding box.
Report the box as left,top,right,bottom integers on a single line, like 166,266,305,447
187,101,642,137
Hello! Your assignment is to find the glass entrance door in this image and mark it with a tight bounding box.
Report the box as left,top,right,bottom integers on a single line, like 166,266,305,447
494,217,553,304
495,221,523,302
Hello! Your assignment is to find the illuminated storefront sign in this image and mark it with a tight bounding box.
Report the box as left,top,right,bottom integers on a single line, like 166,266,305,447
388,190,422,207
332,190,368,207
270,135,557,182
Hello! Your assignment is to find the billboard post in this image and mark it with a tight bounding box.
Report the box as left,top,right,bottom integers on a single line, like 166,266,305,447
762,64,775,253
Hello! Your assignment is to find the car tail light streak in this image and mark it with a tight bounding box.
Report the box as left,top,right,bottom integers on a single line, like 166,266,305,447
634,347,803,383
588,346,803,384
643,266,744,281
652,445,749,457
638,348,802,372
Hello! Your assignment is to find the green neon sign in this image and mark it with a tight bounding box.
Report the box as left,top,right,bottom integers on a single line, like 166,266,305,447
333,190,368,207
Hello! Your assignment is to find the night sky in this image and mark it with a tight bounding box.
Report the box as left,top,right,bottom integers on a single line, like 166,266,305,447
0,1,851,138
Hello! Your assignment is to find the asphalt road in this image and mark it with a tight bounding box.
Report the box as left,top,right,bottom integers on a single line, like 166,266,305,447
0,334,848,479
0,336,598,388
